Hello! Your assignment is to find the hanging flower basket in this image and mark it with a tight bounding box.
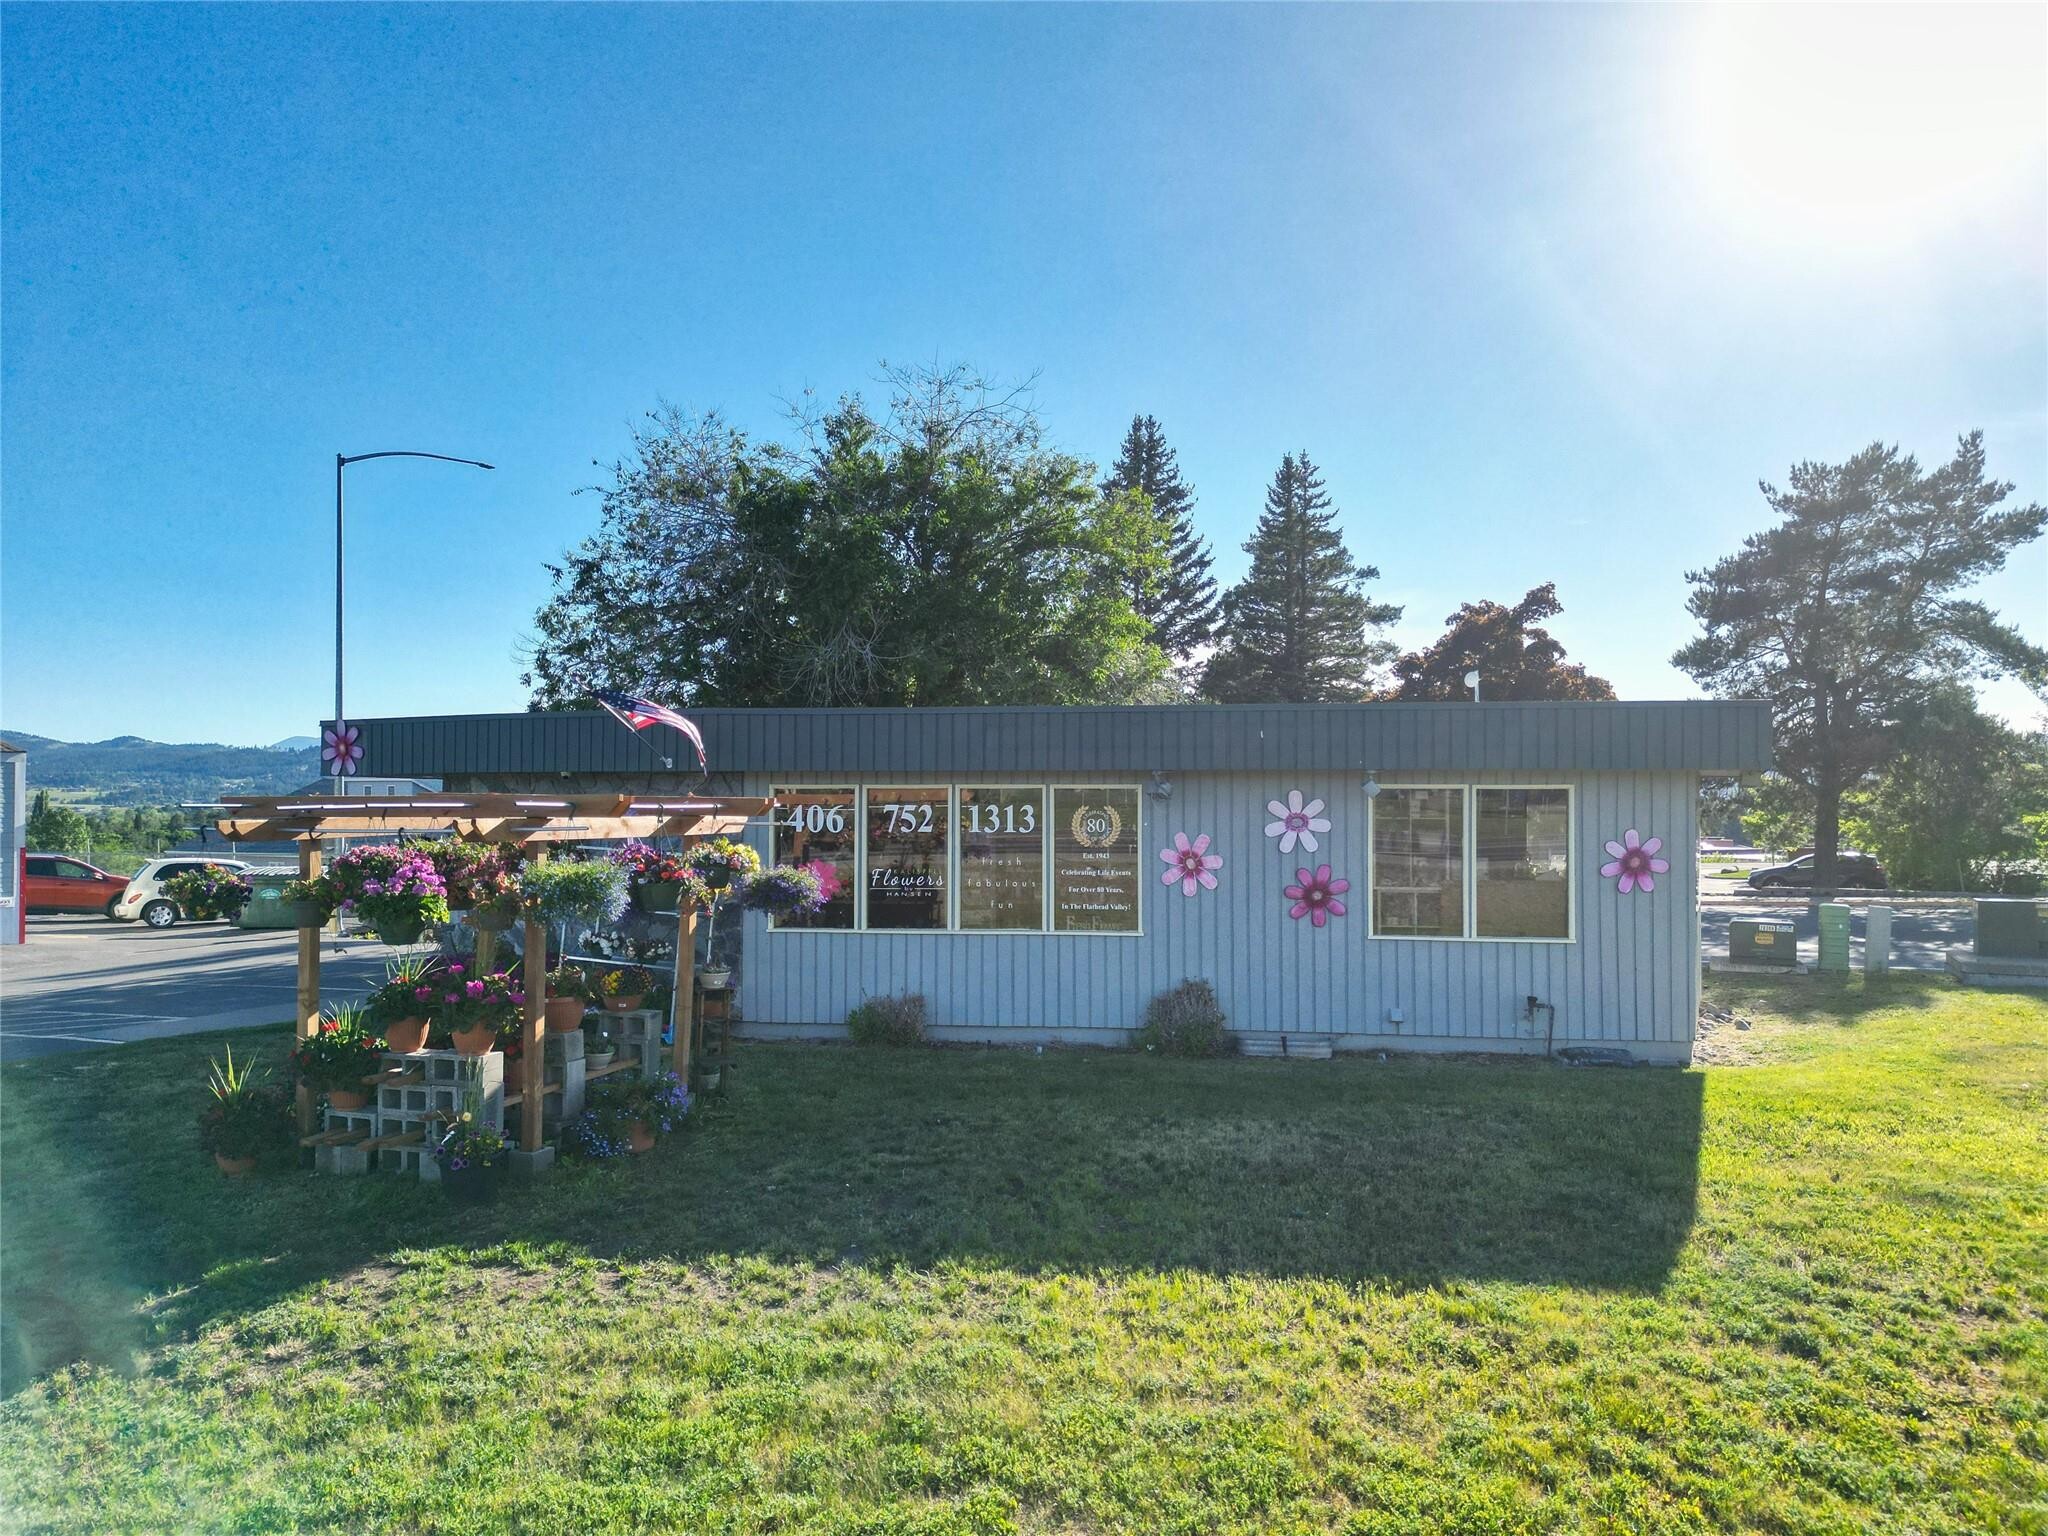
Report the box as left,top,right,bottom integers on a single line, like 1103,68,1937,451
376,910,429,946
635,880,684,914
326,846,449,947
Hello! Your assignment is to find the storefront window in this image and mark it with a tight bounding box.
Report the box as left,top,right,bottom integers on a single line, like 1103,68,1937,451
1371,787,1465,937
772,788,856,929
1051,786,1141,932
865,787,950,930
1475,789,1571,939
957,787,1046,930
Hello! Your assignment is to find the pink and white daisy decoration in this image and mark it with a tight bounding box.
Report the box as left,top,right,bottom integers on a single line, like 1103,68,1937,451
321,722,364,777
1284,864,1349,927
1265,790,1331,854
1601,829,1669,894
1159,832,1223,897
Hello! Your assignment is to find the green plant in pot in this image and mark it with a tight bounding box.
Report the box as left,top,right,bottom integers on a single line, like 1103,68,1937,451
583,1018,617,1072
281,877,336,930
545,963,591,1033
682,838,761,988
575,1069,690,1156
432,840,525,932
518,858,630,931
434,1057,507,1203
162,864,254,923
197,1045,292,1174
327,845,449,945
368,953,443,1054
597,966,650,1012
610,841,707,915
290,1001,385,1110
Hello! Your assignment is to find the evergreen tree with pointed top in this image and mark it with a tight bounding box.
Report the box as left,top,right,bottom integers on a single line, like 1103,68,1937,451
1100,415,1219,664
1202,451,1402,702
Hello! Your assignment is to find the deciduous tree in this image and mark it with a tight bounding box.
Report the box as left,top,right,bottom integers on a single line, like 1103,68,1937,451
1388,584,1615,700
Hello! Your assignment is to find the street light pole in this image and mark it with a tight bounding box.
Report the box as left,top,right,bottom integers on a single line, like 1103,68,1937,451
333,450,494,788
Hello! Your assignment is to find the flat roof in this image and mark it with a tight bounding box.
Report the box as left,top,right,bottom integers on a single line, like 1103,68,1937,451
335,701,1772,778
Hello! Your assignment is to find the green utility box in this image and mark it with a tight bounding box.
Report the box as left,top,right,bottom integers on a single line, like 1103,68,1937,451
1817,902,1851,973
1729,918,1798,967
1975,898,2044,959
239,871,298,929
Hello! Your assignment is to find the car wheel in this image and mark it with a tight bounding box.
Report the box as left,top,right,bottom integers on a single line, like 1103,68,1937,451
141,900,179,929
104,897,123,919
1754,878,1784,890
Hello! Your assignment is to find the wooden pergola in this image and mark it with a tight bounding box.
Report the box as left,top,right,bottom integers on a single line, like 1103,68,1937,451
215,791,776,1161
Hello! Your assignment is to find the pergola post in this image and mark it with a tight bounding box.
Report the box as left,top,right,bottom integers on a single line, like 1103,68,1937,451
294,839,323,1140
673,901,697,1084
520,849,548,1155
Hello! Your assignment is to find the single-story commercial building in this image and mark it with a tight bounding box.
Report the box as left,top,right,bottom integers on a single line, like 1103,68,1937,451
341,700,1771,1064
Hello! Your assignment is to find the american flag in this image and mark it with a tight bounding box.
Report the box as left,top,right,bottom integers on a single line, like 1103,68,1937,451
592,689,707,773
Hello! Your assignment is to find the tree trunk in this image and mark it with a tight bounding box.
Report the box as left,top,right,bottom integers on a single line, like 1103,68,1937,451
1813,762,1841,899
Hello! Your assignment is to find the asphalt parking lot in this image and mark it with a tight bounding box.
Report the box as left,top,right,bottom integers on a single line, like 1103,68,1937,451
0,915,406,1062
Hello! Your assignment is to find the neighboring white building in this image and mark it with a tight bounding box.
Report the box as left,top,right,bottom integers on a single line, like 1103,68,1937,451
0,739,26,946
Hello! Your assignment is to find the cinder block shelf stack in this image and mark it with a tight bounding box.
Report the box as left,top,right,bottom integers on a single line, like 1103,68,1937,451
302,1049,505,1179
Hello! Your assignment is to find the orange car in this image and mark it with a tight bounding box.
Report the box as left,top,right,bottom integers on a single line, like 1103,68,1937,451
23,854,130,917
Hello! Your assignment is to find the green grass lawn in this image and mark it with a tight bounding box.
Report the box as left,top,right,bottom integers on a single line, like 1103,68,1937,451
2,978,2044,1534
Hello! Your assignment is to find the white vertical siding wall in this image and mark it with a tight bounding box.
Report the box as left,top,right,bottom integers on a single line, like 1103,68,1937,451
737,769,1700,1063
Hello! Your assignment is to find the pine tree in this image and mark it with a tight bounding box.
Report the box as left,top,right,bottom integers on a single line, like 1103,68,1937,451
1202,451,1402,702
1099,416,1218,663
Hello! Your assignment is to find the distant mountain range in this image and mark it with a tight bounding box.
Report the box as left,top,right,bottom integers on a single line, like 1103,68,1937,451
1,731,322,805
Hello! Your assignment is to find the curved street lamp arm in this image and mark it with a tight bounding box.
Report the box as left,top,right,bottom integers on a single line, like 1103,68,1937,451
338,450,495,470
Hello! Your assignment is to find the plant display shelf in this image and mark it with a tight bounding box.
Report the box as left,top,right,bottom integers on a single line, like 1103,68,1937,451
328,1048,508,1179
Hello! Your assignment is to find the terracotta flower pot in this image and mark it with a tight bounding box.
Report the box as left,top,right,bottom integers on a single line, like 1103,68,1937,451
545,996,586,1033
450,1024,498,1056
602,994,645,1013
385,1016,430,1054
214,1152,256,1175
627,1120,656,1154
327,1088,370,1111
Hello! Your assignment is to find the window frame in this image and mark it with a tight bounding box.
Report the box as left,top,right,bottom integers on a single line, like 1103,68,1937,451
1368,782,1576,944
954,784,1051,934
768,784,859,931
1047,782,1145,938
761,781,1144,937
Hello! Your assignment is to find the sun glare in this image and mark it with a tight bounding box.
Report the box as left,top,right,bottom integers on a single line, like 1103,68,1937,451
1681,5,2045,248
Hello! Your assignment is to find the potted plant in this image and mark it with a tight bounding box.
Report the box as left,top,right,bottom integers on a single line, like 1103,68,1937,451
544,964,590,1033
517,858,630,932
368,953,443,1054
197,1045,291,1174
432,1055,506,1201
162,864,254,924
281,878,335,930
577,1070,690,1156
611,841,708,915
726,863,828,981
290,1001,384,1110
597,966,649,1012
432,840,524,932
327,845,449,945
429,965,521,1055
679,838,762,987
583,1019,616,1072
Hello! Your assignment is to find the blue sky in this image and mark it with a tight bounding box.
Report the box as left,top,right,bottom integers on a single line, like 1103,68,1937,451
4,3,2043,746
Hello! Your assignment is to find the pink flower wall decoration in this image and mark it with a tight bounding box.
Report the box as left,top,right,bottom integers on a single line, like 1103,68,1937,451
1284,864,1349,927
1265,790,1331,853
1602,829,1669,894
321,722,363,776
1159,832,1223,896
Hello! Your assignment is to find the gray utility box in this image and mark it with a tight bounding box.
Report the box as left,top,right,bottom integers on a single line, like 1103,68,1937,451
1729,918,1798,967
1975,899,2045,959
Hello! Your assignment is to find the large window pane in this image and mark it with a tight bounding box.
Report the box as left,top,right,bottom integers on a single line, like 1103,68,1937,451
772,788,856,929
865,787,950,930
1372,788,1465,937
1475,789,1571,939
1052,787,1141,932
957,787,1045,931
